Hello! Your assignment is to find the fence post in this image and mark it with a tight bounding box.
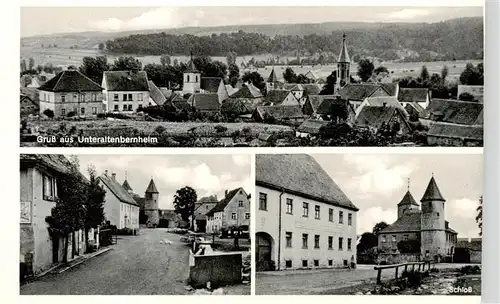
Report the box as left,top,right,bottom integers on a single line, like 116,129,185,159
395,266,399,279
404,264,408,272
376,268,382,285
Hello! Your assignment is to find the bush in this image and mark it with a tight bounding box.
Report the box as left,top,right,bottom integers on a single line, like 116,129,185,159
215,125,228,133
459,265,481,275
242,127,251,134
154,125,166,134
115,228,135,235
67,111,77,118
430,268,439,273
402,270,423,287
43,109,54,118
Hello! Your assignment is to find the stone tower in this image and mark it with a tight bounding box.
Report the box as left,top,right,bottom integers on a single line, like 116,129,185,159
144,178,160,227
266,68,280,92
122,173,133,195
183,52,201,94
420,175,446,261
336,33,351,90
397,179,420,218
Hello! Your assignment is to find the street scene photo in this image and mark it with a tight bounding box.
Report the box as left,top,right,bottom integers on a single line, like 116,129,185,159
255,153,483,295
20,6,483,147
20,154,251,295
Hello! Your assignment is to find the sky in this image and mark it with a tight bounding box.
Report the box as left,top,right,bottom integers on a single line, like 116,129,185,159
20,6,483,37
311,153,483,239
73,154,251,210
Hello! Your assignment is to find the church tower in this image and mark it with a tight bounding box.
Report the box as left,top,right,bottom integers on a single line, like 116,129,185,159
183,52,201,94
420,175,446,261
397,179,420,218
336,33,351,90
266,68,280,92
144,178,160,227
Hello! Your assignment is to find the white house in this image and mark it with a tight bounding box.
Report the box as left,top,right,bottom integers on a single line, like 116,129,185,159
206,187,251,234
255,154,359,271
102,71,150,113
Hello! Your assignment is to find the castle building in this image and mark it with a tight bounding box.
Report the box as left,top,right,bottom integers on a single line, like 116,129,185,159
377,176,458,263
142,179,160,227
336,33,351,91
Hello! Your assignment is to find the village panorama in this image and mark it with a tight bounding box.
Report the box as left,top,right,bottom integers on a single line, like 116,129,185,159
20,7,484,147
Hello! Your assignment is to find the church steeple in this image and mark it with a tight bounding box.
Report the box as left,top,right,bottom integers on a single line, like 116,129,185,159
183,51,201,94
336,33,351,90
338,33,351,63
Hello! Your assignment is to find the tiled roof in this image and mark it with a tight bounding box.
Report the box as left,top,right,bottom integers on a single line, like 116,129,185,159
255,105,304,120
302,84,322,96
185,58,200,73
421,176,445,202
99,174,138,206
338,34,351,63
225,85,238,96
297,119,329,134
148,81,167,106
122,179,133,191
283,83,303,91
337,83,386,101
194,195,219,220
405,102,425,113
364,96,408,115
264,90,295,105
187,93,221,111
145,178,159,193
201,77,222,93
378,212,422,234
256,154,358,211
306,95,336,112
103,71,149,91
20,154,76,175
316,97,353,115
38,70,103,92
398,190,419,206
267,69,279,82
420,99,483,125
427,122,483,141
230,83,263,98
160,88,173,99
355,106,410,130
206,188,245,216
398,88,429,104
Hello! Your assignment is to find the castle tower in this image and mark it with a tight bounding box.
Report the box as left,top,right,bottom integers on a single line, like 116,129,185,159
397,179,420,218
336,33,351,90
144,178,160,227
420,175,446,261
183,52,201,94
122,171,133,194
266,68,280,91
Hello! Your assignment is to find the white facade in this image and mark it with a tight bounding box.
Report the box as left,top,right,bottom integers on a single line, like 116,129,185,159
99,180,140,230
183,72,201,94
102,90,150,113
256,185,358,270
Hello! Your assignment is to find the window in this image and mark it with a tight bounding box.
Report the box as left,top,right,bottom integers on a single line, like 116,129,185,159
231,213,237,220
43,174,55,200
313,260,319,267
92,107,97,114
91,93,97,101
239,201,243,207
303,202,309,217
81,93,86,102
80,107,85,115
73,93,78,101
123,104,128,111
329,208,333,222
302,233,308,249
328,236,333,249
382,236,387,243
347,238,352,250
338,237,343,250
245,213,250,219
437,212,440,217
259,193,267,210
128,94,132,101
392,235,396,242
348,213,352,225
302,260,308,268
328,260,333,266
61,95,66,102
339,211,344,224
61,108,66,116
123,94,127,101
113,94,119,101
138,93,143,101
114,104,119,111
286,199,293,214
195,75,198,82
286,232,292,247
314,235,320,248
404,235,409,241
128,104,133,111
285,260,292,268
187,75,190,82
315,205,320,219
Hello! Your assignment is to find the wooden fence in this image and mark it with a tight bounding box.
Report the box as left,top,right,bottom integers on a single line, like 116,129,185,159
374,261,434,284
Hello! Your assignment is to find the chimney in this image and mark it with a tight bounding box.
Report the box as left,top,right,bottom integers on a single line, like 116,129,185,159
111,173,116,181
104,170,108,176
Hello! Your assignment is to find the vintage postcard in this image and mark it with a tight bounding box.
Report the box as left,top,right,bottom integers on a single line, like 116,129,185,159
19,6,483,147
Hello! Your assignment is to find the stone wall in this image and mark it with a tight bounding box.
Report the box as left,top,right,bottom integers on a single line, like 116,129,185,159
378,253,421,264
189,253,243,289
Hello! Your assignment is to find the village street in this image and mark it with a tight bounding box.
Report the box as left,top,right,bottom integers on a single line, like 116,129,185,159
255,263,476,295
20,229,191,295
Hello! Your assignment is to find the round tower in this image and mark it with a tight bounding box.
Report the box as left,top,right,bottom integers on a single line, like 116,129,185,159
397,178,420,218
183,52,201,94
420,175,446,261
144,178,160,227
336,33,351,90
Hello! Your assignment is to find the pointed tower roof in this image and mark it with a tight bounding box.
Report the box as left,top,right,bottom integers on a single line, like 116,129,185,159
145,178,159,193
122,179,133,192
267,68,278,82
338,33,351,63
421,176,445,202
185,51,200,73
398,190,419,206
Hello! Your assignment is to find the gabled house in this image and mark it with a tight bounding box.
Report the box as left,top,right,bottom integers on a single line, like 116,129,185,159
302,95,336,116
192,195,219,233
147,81,167,106
296,119,329,138
380,83,399,97
397,88,431,109
102,70,150,113
186,93,221,113
38,69,103,118
283,83,305,100
20,92,39,117
264,90,300,106
316,96,356,124
419,99,483,127
355,96,408,119
426,122,483,147
221,97,262,119
299,84,323,105
305,70,318,82
230,83,264,99
201,77,229,104
337,83,391,111
252,105,305,123
27,72,56,88
355,106,412,135
206,188,250,235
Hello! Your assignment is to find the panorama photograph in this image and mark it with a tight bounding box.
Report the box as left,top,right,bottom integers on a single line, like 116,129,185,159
20,6,484,147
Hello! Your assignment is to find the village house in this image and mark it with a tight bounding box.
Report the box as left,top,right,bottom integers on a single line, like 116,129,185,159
381,82,399,97
192,195,219,233
404,102,425,120
98,171,140,231
27,72,56,88
337,83,391,111
264,90,300,106
398,88,431,109
299,84,322,105
206,188,251,235
354,96,408,119
20,155,87,278
314,96,356,124
377,176,458,264
302,95,336,116
296,119,329,138
256,154,359,271
147,80,167,106
419,98,483,127
200,77,230,104
186,93,221,114
230,82,264,100
38,69,104,118
427,122,483,147
101,70,150,113
304,70,318,83
355,106,412,135
20,92,39,117
455,238,482,264
457,85,484,103
252,105,305,124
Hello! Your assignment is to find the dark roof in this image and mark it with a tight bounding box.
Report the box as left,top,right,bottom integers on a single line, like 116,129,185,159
20,87,40,105
297,119,329,134
230,83,263,98
316,97,352,115
103,71,149,91
398,190,419,206
185,59,200,73
283,83,303,91
20,154,77,175
398,88,429,104
122,179,133,191
255,105,304,120
200,77,222,93
99,174,138,206
160,88,173,99
194,195,219,220
187,93,221,111
338,34,351,63
378,212,421,234
145,178,159,193
421,176,445,202
307,95,336,112
420,99,483,125
405,102,425,113
338,83,387,101
302,84,322,96
206,188,245,216
267,69,279,82
265,90,295,105
356,106,410,130
256,154,358,211
427,122,483,141
148,81,167,106
363,96,408,115
380,83,398,96
38,70,103,92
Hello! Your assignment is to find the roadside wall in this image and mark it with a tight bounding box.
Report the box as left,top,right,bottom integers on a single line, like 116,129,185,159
189,253,242,288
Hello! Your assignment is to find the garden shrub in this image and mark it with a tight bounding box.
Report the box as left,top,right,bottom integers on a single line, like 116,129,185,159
402,270,423,287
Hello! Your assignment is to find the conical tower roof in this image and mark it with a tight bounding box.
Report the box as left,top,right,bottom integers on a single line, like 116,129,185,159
185,51,200,73
338,33,351,63
122,179,133,191
398,190,419,206
421,176,445,202
145,178,159,193
267,68,278,82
